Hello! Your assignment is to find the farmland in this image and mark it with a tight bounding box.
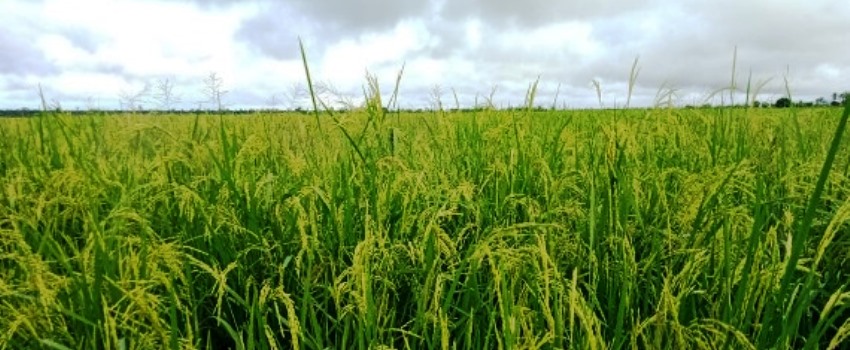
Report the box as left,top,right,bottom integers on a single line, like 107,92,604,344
1,105,849,349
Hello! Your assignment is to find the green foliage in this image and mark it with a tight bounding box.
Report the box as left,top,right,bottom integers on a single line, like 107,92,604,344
1,105,849,349
775,97,792,108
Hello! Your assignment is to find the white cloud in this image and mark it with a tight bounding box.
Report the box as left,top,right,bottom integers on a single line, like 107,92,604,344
318,19,435,86
1,0,848,110
36,34,91,68
497,22,599,58
40,0,251,77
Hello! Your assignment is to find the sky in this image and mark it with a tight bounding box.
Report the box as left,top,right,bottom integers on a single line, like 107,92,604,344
1,0,848,110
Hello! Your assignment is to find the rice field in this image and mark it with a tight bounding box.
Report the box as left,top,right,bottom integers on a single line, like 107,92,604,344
1,103,849,349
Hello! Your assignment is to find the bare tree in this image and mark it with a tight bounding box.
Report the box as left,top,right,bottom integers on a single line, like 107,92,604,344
202,72,228,111
118,82,151,112
284,82,308,110
281,80,357,111
84,96,99,111
265,94,282,111
152,78,181,110
315,80,357,110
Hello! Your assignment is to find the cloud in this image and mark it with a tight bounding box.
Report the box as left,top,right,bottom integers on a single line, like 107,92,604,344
291,0,431,33
0,21,57,76
234,0,434,60
439,0,656,27
1,0,848,110
235,6,305,60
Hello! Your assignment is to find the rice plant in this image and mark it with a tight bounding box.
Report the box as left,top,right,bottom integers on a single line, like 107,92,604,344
1,94,849,349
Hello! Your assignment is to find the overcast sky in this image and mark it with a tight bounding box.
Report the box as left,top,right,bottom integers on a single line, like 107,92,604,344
1,0,848,110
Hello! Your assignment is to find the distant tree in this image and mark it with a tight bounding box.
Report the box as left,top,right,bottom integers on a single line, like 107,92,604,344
49,99,62,112
202,72,228,111
815,97,828,106
792,100,812,108
314,80,357,110
284,82,308,110
265,94,282,111
119,82,151,112
84,96,99,111
152,78,181,110
774,97,792,108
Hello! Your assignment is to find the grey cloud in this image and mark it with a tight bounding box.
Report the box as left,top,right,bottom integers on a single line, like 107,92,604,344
60,27,105,54
420,19,466,58
219,0,431,31
234,0,433,59
569,0,850,103
695,1,848,51
91,63,129,76
439,0,657,27
1,76,35,93
0,12,108,77
235,3,306,60
421,20,592,79
165,0,419,59
0,26,57,76
326,0,847,107
0,78,78,110
287,0,430,32
232,0,661,88
3,0,847,109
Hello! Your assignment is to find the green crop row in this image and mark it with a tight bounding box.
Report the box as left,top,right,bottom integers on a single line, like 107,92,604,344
1,102,849,349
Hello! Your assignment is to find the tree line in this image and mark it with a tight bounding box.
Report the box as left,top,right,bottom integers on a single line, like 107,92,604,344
770,92,848,108
9,73,849,116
